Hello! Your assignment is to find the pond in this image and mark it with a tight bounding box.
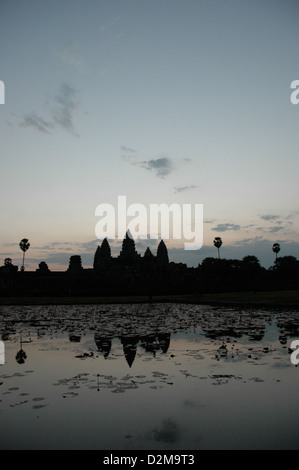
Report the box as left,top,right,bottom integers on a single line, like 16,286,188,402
0,303,299,450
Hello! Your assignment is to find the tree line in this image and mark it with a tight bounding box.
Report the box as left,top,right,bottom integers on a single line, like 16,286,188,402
196,238,299,293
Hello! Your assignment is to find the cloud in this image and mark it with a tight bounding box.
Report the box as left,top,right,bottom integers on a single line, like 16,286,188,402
260,214,280,221
204,219,216,224
212,223,241,232
49,83,80,135
174,185,198,193
232,236,265,246
20,83,80,136
121,145,137,153
123,150,193,179
133,156,175,178
268,226,284,233
256,212,299,236
286,211,299,220
21,113,54,133
256,222,288,234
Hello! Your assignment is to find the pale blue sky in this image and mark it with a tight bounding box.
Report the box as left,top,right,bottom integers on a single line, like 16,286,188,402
1,0,299,270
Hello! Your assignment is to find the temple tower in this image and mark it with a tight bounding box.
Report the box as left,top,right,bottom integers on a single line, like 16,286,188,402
157,239,169,265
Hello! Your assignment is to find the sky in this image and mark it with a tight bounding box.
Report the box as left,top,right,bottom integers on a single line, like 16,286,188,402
1,0,299,271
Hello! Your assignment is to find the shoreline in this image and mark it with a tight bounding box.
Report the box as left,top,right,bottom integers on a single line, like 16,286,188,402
0,290,299,308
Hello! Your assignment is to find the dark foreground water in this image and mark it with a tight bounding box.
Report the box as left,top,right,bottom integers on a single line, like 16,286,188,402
0,303,299,450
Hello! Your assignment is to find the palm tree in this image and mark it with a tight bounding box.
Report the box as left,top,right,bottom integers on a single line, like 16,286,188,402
16,336,27,364
213,237,222,259
272,242,280,263
19,238,30,271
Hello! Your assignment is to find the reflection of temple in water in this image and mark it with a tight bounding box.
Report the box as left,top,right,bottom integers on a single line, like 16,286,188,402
121,336,138,368
94,332,171,367
94,334,113,359
8,303,299,370
69,334,81,342
139,333,171,355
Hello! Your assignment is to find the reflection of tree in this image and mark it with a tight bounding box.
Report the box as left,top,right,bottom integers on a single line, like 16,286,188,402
16,336,27,364
16,349,27,364
277,312,299,340
201,311,266,342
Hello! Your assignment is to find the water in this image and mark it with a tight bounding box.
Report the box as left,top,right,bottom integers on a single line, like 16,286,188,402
0,303,299,450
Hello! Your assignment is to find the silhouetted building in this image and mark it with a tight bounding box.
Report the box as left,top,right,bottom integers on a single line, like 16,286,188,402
68,255,83,273
157,239,169,265
0,259,18,293
144,247,154,259
118,232,140,264
94,238,112,272
2,230,289,298
36,261,50,273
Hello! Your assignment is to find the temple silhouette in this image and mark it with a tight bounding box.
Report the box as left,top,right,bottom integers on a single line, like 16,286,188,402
0,233,195,297
1,232,299,297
